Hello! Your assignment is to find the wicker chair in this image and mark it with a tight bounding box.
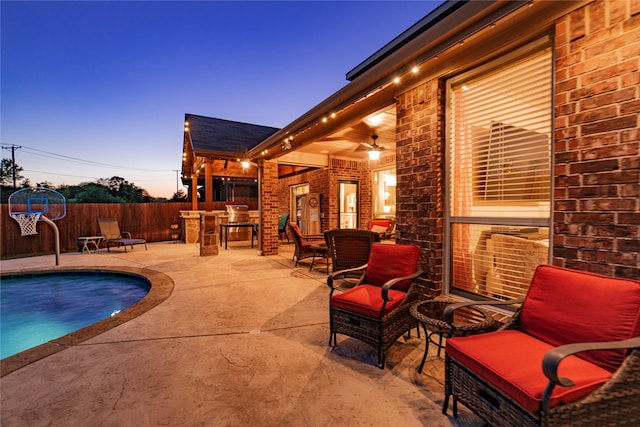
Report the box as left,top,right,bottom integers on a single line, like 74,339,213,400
327,243,423,368
324,229,379,276
289,223,324,267
442,265,640,427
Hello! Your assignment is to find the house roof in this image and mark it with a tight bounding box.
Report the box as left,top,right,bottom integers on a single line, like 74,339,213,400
248,0,585,163
185,114,279,158
181,114,280,180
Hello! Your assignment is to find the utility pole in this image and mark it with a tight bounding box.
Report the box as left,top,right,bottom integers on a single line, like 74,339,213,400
1,144,21,188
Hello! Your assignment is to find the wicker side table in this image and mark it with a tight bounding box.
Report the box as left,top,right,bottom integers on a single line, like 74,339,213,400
410,300,499,373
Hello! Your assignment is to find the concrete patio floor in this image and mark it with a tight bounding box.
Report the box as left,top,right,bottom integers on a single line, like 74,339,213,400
1,241,483,426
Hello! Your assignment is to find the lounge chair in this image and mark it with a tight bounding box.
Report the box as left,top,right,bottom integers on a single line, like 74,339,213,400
97,218,147,253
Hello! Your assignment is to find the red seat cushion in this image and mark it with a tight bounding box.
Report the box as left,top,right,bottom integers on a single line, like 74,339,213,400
365,243,420,291
520,265,640,372
446,330,613,413
330,284,406,318
369,219,391,230
300,240,324,247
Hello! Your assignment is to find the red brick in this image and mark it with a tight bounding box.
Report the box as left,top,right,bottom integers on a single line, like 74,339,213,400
570,6,586,41
582,142,638,160
581,60,638,86
583,170,639,185
569,79,618,101
584,224,638,237
579,87,636,110
568,185,618,198
569,158,619,174
619,238,640,252
619,213,640,225
580,198,637,211
581,115,637,135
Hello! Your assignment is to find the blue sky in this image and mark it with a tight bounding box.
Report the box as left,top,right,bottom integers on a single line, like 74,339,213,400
2,1,439,198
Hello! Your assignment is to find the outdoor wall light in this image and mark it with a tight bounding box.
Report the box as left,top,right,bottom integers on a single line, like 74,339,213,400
241,159,250,168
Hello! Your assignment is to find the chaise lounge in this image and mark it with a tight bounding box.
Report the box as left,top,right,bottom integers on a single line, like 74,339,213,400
97,217,147,253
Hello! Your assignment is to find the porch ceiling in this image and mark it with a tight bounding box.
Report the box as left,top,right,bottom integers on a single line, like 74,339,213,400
276,105,397,166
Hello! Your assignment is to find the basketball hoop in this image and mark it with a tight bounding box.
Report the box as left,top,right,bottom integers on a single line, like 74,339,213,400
10,212,42,236
8,187,66,265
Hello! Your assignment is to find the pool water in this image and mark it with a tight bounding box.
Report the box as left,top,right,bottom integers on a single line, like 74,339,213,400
1,271,150,359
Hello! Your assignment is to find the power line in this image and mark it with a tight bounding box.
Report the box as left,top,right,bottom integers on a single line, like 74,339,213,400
18,145,174,173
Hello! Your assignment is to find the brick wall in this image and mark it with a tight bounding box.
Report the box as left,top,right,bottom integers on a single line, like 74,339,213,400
395,80,446,298
278,168,330,232
260,160,280,255
554,0,640,278
328,157,371,229
277,160,371,234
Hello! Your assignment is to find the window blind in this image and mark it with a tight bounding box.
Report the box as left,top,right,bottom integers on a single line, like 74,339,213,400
446,45,552,301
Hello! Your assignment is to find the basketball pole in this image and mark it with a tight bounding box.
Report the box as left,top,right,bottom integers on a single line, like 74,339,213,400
40,216,60,265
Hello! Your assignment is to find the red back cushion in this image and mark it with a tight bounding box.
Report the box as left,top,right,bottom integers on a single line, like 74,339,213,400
364,243,420,291
520,265,640,372
369,219,391,231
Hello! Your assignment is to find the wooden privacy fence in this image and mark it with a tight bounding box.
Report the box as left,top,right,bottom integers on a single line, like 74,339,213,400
1,202,256,258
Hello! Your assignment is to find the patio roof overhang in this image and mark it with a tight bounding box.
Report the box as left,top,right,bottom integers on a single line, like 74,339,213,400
247,0,589,166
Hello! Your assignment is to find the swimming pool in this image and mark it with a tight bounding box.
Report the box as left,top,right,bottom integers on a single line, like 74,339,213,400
1,271,150,359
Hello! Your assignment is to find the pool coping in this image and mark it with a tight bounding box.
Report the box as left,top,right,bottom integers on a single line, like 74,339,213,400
0,266,174,377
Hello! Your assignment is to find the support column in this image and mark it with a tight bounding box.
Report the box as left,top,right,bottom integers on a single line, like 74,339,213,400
259,159,280,256
204,161,213,211
191,174,198,210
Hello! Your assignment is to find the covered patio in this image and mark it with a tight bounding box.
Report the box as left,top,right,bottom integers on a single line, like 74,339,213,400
0,243,481,426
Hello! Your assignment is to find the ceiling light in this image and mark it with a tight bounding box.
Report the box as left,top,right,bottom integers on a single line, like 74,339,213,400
367,134,383,160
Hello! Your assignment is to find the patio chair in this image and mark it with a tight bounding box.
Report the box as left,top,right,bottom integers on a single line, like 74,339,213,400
442,265,640,427
324,228,379,276
327,243,423,368
289,223,324,267
367,218,395,240
97,218,147,253
278,213,289,242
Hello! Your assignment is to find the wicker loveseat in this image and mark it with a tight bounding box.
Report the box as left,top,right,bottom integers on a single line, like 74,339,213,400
442,265,640,426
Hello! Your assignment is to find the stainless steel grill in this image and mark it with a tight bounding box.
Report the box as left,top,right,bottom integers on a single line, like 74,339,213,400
226,205,250,241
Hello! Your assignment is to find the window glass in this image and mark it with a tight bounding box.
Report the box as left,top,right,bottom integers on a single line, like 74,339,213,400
372,168,396,218
446,41,552,300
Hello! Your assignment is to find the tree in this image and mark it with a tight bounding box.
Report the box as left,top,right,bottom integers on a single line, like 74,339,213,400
0,158,24,187
170,189,188,201
74,183,119,203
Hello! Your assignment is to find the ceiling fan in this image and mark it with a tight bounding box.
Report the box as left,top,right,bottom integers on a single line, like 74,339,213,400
363,134,385,160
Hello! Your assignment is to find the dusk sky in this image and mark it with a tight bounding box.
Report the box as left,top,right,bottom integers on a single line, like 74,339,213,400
2,1,439,198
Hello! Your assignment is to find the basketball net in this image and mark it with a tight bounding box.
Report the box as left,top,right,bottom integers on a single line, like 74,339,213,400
10,212,42,236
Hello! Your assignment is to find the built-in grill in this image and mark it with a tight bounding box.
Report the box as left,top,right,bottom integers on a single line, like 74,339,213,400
226,205,250,241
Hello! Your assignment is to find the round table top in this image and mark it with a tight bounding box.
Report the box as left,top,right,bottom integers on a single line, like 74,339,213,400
410,300,500,336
